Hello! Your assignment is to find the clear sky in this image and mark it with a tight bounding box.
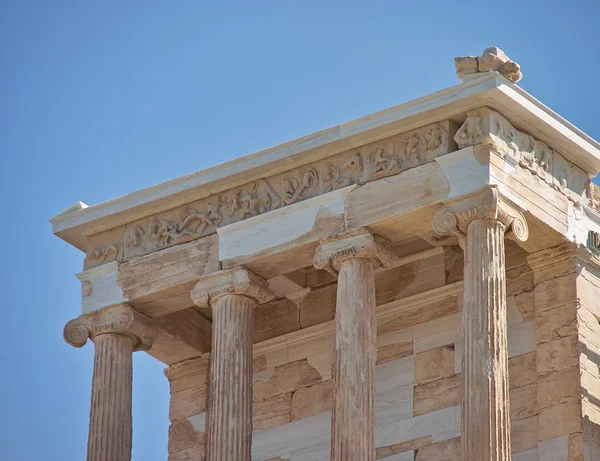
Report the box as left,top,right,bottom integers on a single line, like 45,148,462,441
1,1,599,460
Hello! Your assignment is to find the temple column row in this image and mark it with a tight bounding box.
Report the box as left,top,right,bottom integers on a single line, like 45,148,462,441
64,185,529,461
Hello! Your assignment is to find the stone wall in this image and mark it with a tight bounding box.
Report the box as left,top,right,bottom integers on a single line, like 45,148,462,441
158,242,600,460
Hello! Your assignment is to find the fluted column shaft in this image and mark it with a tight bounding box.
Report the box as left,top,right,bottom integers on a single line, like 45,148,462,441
88,333,136,461
191,267,275,461
331,257,377,461
462,219,510,461
206,294,255,461
313,229,397,461
63,304,157,461
432,187,529,461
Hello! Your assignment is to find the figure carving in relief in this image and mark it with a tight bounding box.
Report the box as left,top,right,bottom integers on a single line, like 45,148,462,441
178,209,216,236
283,168,319,205
240,188,259,217
370,146,398,176
402,134,427,157
342,152,363,174
224,190,241,217
88,244,120,263
256,194,271,214
455,113,483,147
148,218,177,247
323,163,342,192
425,125,444,150
323,152,367,192
207,201,223,226
519,139,550,176
125,226,147,251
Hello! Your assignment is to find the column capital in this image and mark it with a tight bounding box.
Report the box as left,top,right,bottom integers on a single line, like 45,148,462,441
190,266,275,308
63,303,157,351
433,186,529,247
313,228,397,276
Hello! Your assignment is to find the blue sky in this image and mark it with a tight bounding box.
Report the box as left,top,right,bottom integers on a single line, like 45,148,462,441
1,1,598,460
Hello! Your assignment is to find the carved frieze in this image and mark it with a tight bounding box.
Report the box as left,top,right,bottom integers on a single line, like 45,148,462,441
122,179,281,260
454,107,590,204
87,244,122,264
85,122,451,266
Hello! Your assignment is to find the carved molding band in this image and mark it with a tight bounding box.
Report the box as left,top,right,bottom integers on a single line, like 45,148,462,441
313,228,398,276
86,122,451,267
63,304,157,350
191,267,276,308
433,187,529,245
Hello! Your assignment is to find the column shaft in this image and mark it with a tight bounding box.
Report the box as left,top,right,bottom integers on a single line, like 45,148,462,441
87,333,135,461
331,258,377,461
462,219,511,461
207,294,255,461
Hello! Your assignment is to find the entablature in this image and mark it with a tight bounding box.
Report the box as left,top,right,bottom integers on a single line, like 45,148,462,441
51,73,600,258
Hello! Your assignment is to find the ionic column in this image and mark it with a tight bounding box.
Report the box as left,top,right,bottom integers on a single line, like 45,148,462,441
314,229,397,461
191,267,275,461
433,187,529,461
63,304,157,461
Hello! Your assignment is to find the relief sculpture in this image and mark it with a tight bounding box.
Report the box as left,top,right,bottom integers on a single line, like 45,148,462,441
121,179,281,259
87,122,449,265
454,108,588,203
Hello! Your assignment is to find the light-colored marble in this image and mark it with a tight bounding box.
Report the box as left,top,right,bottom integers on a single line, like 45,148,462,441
51,73,600,255
76,262,127,314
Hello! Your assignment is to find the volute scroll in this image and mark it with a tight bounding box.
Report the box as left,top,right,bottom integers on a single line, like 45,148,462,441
63,303,157,351
433,187,529,248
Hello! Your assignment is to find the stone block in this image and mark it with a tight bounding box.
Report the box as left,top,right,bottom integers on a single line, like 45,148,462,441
377,341,414,365
537,366,580,410
538,400,581,441
509,352,537,390
537,335,579,375
510,383,538,421
414,437,461,461
534,274,578,313
514,290,535,321
376,436,432,459
164,356,210,394
413,374,461,416
536,303,577,345
168,445,204,461
254,393,292,431
254,358,322,401
168,419,205,455
169,384,208,422
291,380,333,421
510,415,538,453
414,346,455,385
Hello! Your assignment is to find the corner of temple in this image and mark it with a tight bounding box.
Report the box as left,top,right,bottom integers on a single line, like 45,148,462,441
63,303,157,351
313,228,397,276
433,186,529,245
191,266,276,308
